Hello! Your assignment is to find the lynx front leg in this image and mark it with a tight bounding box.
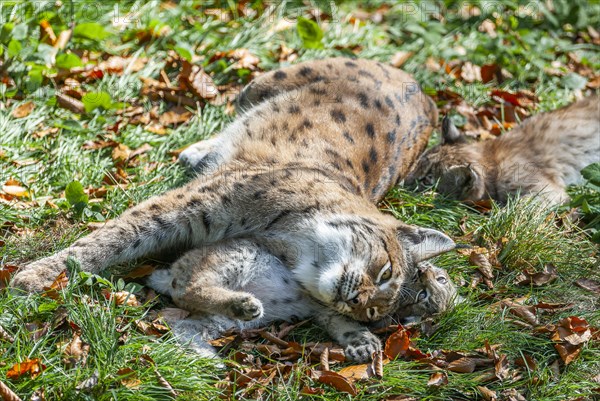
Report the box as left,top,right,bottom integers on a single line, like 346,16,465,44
12,182,227,292
315,310,381,363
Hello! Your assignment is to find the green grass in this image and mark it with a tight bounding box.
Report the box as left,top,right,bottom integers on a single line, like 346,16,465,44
1,1,599,400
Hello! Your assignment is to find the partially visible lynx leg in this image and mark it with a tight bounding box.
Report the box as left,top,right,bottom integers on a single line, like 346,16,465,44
178,136,226,174
11,252,70,292
173,289,264,321
315,310,381,363
148,268,264,321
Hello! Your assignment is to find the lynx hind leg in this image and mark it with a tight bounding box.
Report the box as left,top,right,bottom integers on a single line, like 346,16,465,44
157,246,264,321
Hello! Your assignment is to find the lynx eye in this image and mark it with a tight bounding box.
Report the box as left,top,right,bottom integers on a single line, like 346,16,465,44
436,276,448,284
417,289,428,301
377,262,392,284
423,172,434,185
348,295,360,305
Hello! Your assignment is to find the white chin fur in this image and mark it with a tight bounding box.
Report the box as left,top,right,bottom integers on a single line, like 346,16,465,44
316,263,345,303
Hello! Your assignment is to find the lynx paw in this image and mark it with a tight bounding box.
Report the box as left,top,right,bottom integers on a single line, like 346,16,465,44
344,331,382,363
11,264,60,293
228,295,264,321
178,139,223,173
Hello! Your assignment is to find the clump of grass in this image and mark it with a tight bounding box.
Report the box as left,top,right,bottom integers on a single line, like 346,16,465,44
475,197,596,272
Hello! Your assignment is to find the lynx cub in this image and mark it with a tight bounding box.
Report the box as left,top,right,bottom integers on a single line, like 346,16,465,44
147,240,456,360
406,95,600,206
13,58,455,362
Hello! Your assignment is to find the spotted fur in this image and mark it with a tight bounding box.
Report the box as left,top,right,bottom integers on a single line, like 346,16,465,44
147,241,456,361
406,95,600,206
13,58,455,362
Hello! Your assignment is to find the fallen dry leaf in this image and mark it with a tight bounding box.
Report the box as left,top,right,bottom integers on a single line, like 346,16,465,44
515,264,558,287
159,106,193,126
0,264,18,290
6,358,46,380
112,143,131,163
574,278,600,294
446,357,477,373
123,264,157,279
477,385,498,401
63,333,90,368
117,368,141,389
427,372,448,387
42,271,69,299
180,61,219,99
384,327,410,360
104,290,140,306
551,316,592,365
469,250,495,288
11,102,35,118
316,370,358,396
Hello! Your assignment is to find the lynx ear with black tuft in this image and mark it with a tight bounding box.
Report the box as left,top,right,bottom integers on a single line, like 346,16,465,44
397,225,456,263
441,115,465,144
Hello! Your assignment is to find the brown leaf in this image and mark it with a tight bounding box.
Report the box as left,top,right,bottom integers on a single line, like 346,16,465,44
372,351,384,379
320,347,330,371
446,357,477,373
469,250,495,288
208,335,237,347
63,333,90,368
481,64,501,83
42,271,69,299
338,363,374,382
501,300,539,326
301,386,325,395
0,380,22,401
111,144,131,163
427,372,448,387
11,102,35,118
574,278,600,294
515,264,558,286
477,385,498,401
6,358,46,380
0,264,18,290
104,290,140,306
551,316,591,365
54,29,71,50
515,354,537,371
117,368,141,389
317,371,358,396
390,51,413,68
180,61,219,99
156,307,190,324
384,327,410,360
122,264,157,279
159,106,193,126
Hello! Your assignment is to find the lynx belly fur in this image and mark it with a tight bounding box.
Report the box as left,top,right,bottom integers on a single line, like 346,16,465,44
406,95,600,206
12,58,455,361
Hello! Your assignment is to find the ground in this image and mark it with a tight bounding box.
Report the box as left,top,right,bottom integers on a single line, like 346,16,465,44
0,1,599,400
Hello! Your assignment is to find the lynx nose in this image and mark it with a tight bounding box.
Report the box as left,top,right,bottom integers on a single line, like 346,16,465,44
366,307,379,320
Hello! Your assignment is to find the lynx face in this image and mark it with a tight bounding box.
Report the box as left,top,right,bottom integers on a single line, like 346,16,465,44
395,262,459,320
405,116,487,201
295,216,456,323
